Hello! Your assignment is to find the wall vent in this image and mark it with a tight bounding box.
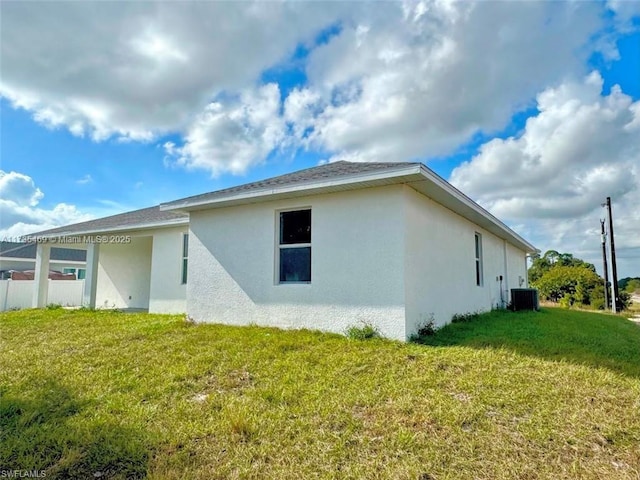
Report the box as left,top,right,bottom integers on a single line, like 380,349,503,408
510,288,539,311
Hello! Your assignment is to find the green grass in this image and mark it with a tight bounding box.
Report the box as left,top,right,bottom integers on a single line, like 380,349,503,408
1,308,639,479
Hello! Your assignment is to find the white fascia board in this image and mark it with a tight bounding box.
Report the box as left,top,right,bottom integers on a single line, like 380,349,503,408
36,218,189,239
416,165,537,253
157,162,535,253
160,164,423,212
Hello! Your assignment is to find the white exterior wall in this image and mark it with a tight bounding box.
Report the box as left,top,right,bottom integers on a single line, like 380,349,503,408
506,242,529,293
187,186,407,340
96,236,152,309
149,227,188,313
403,187,528,337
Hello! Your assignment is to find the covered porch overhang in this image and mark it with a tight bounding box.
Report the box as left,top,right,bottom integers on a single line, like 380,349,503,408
31,233,155,310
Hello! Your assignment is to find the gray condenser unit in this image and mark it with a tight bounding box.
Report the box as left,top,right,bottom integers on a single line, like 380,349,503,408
510,288,539,311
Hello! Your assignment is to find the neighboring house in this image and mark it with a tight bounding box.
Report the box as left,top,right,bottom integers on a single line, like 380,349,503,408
33,161,537,340
0,241,87,280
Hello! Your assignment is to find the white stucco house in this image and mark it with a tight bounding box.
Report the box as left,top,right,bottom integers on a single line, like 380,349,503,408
32,161,536,340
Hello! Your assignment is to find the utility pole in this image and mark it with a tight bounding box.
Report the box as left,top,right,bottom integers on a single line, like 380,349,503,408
605,197,620,313
600,219,609,310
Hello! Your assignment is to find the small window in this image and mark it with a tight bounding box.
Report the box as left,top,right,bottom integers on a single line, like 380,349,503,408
181,233,189,285
63,268,76,275
77,269,86,280
278,209,311,283
475,233,483,286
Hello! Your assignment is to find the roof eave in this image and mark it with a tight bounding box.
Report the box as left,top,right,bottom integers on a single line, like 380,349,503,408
36,217,189,239
414,165,537,253
160,164,424,212
159,162,534,254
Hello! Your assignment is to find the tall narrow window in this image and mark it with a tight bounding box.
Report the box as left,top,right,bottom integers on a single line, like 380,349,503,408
475,233,483,286
181,233,189,284
278,209,311,283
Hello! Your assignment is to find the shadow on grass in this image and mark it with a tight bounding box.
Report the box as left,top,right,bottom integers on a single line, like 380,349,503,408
0,379,151,479
414,308,640,378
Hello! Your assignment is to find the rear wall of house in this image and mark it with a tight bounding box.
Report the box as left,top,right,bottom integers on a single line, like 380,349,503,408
403,186,528,337
187,185,407,340
149,227,188,313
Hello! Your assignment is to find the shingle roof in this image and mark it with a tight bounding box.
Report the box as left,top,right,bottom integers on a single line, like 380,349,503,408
21,161,535,252
32,162,416,237
162,161,421,209
0,242,87,262
34,205,188,237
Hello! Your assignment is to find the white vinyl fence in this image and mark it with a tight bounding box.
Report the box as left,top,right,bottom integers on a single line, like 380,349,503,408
0,280,85,311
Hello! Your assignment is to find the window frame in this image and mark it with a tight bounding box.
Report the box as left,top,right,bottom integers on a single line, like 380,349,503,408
276,207,312,285
475,232,483,287
181,233,189,285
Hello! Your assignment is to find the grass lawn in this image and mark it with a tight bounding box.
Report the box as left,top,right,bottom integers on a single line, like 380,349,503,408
1,308,639,479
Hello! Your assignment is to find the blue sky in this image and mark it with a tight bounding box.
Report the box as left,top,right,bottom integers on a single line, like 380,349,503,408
1,1,639,277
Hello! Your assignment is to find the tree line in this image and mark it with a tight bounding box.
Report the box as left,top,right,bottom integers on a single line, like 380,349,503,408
529,250,632,310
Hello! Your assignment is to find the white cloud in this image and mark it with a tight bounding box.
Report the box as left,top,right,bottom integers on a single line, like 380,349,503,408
449,73,640,277
607,0,640,24
164,84,285,176
76,174,93,185
296,1,606,162
0,2,349,142
0,170,92,238
2,1,632,174
0,171,44,206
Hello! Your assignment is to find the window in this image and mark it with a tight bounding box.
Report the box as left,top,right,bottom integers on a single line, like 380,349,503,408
181,233,189,284
475,233,483,286
278,209,311,283
63,267,85,279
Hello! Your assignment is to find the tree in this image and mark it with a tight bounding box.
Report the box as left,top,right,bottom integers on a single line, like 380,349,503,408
533,265,601,306
622,278,640,294
529,250,597,284
529,250,612,310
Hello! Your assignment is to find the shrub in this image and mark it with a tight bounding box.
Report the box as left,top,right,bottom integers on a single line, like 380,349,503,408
532,265,600,305
417,320,437,337
619,291,631,311
409,314,438,343
559,294,573,309
46,303,63,310
345,322,382,340
451,311,480,323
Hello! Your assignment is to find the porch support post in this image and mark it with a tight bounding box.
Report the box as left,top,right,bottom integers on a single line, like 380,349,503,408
83,243,100,308
32,243,51,308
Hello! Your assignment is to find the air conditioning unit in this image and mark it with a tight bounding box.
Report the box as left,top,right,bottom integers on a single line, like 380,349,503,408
510,288,539,311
